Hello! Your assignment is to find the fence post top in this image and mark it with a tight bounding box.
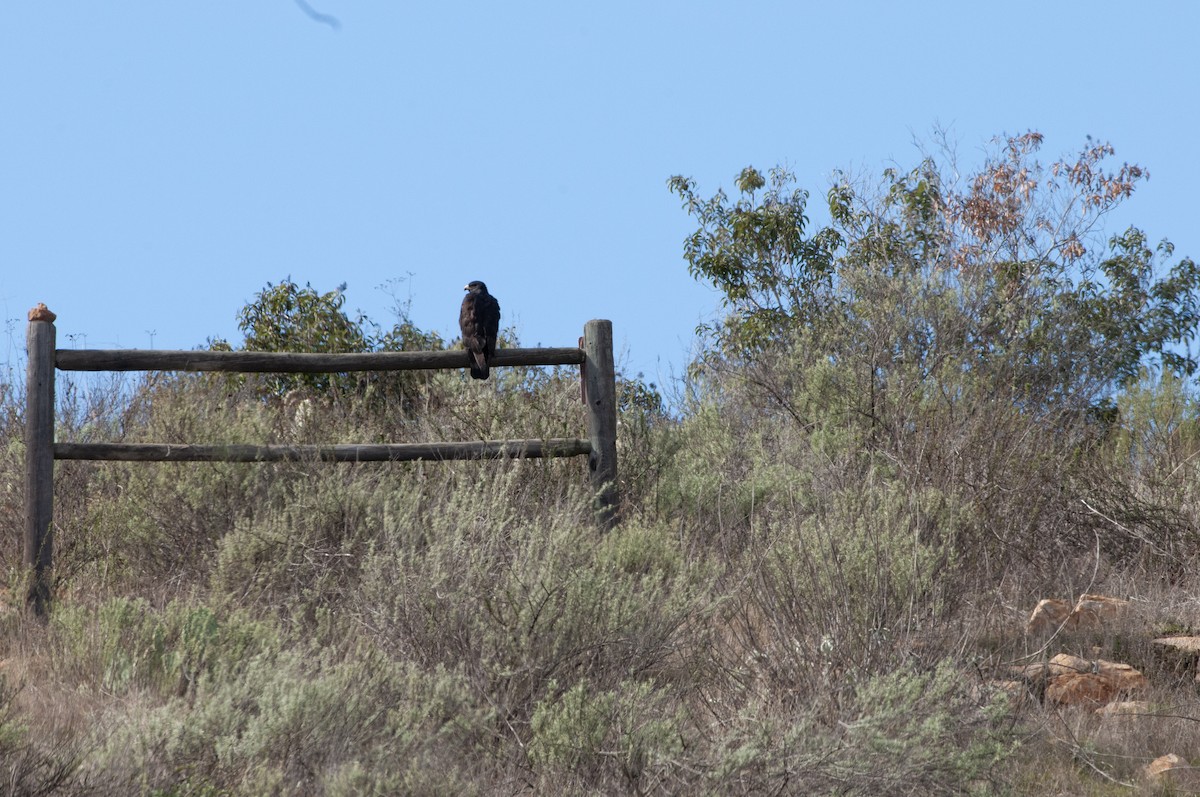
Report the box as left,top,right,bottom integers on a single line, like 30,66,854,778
28,303,56,323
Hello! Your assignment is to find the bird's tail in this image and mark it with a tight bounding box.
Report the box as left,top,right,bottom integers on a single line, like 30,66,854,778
470,350,489,380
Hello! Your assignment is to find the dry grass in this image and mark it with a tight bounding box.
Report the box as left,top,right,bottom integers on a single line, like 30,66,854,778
0,358,1197,796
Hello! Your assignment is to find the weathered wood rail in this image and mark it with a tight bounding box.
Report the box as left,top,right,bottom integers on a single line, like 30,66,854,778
53,439,594,463
54,347,585,372
24,306,618,616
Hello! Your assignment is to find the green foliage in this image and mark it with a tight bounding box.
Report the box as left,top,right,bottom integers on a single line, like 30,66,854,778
667,167,842,349
671,134,1200,404
240,279,370,358
356,471,709,708
208,464,394,624
62,375,281,588
529,679,684,789
89,646,489,795
50,598,278,698
667,133,1200,574
700,663,1012,795
1081,229,1200,385
237,279,369,395
787,479,962,621
1114,370,1200,478
837,663,1014,792
234,277,445,399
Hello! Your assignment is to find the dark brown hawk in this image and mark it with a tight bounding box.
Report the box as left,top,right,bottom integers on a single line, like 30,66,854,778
459,280,500,380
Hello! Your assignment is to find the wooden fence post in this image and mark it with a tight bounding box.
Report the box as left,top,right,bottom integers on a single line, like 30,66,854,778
582,319,618,529
25,304,56,617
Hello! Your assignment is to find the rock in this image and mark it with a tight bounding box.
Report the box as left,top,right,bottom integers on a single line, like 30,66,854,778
1153,636,1200,677
1026,598,1071,637
1047,655,1146,706
1070,594,1129,630
1094,700,1149,717
1015,653,1090,678
1146,753,1185,777
1145,753,1200,791
1045,653,1093,676
1015,653,1147,707
1154,636,1200,655
27,303,56,322
1024,594,1129,638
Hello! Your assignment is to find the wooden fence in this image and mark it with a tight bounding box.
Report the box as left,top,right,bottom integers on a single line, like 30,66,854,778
24,306,618,616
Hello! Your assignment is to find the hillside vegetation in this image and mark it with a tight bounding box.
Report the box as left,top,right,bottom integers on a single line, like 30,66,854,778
3,133,1200,795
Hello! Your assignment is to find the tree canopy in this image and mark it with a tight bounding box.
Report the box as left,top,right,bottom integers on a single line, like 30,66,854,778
229,277,444,398
670,133,1200,421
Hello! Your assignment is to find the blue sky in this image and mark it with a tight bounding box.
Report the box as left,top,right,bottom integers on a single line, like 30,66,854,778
2,2,1198,389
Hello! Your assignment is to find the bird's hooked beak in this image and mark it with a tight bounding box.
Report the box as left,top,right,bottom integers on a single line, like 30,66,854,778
463,284,470,291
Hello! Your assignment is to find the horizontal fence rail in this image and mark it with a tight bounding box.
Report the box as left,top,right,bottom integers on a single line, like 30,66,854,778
55,346,585,373
54,439,593,463
24,303,619,618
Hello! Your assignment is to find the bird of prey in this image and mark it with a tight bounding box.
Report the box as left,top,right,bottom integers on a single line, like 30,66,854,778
459,280,500,380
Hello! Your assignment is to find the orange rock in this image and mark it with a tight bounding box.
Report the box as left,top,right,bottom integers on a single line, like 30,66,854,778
1094,700,1150,717
1043,654,1146,706
1154,636,1200,655
1144,753,1200,790
1046,673,1111,705
27,303,56,322
1146,753,1185,776
1012,655,1081,681
1026,598,1071,637
1070,594,1129,630
1025,594,1130,638
1152,636,1200,680
1047,653,1093,675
